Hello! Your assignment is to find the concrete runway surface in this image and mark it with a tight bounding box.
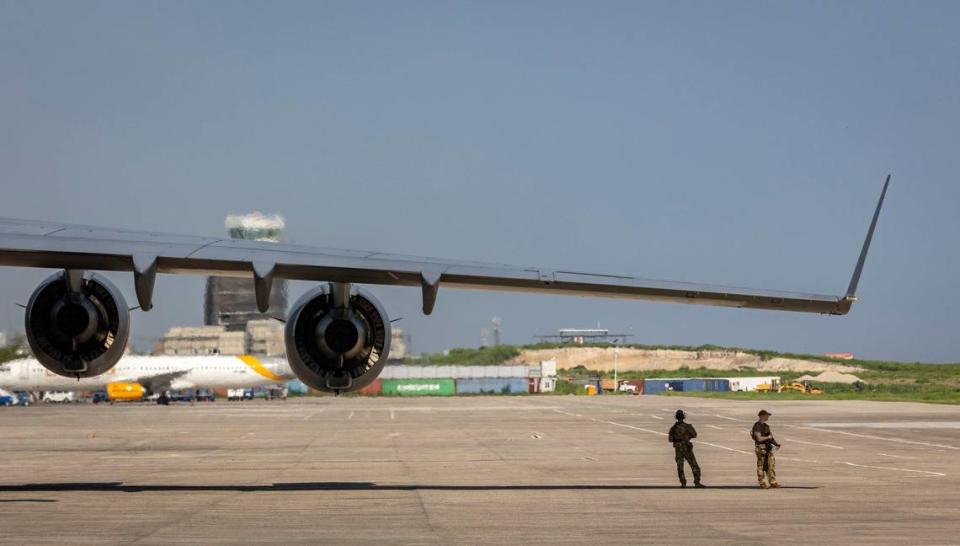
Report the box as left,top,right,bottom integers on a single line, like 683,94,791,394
1,396,958,545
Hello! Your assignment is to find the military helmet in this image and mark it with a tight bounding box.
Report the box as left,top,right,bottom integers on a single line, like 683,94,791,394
675,409,686,421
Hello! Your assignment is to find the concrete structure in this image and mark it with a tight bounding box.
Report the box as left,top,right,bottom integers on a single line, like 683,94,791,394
534,328,632,345
204,213,288,331
160,320,285,357
390,328,407,360
0,397,957,544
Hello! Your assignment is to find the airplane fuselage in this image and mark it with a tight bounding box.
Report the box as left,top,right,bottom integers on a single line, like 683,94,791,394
0,355,295,392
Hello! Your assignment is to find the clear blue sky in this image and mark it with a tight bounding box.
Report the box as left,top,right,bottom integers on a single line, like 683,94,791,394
1,1,958,362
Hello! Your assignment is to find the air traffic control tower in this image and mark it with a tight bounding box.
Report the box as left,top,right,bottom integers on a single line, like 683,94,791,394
204,213,288,330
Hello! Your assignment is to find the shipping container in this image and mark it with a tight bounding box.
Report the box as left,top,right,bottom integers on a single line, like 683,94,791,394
455,378,528,395
724,377,781,392
644,378,729,394
600,379,618,392
704,379,729,392
643,379,686,395
381,379,455,396
356,379,382,396
380,365,530,380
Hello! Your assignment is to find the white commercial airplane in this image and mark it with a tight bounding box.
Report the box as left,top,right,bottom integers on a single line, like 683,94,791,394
0,176,889,394
0,355,295,400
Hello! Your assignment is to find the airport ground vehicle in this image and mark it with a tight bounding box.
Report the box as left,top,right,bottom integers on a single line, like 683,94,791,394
779,381,825,395
42,391,76,403
168,389,215,402
756,380,780,393
618,381,641,394
0,178,889,394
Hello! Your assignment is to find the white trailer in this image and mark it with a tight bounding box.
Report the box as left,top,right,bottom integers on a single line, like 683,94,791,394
725,376,781,392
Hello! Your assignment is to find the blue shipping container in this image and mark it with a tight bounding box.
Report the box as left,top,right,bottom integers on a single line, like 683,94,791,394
705,379,729,392
643,379,686,395
644,378,729,394
456,378,528,395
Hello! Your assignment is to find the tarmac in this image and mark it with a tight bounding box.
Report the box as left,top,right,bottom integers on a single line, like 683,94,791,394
1,395,958,545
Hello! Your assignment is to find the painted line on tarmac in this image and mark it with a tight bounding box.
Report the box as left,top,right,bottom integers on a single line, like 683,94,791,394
303,409,325,421
788,425,959,451
777,456,821,463
807,421,960,429
560,410,754,455
843,461,946,477
784,438,844,450
879,452,915,460
695,441,752,455
650,414,664,420
604,420,667,437
714,414,744,421
707,425,723,430
348,411,355,420
390,408,396,420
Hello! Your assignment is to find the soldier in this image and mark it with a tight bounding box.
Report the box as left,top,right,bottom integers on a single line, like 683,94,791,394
668,409,704,488
751,409,781,489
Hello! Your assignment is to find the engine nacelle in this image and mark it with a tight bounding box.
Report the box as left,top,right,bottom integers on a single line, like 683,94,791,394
285,283,391,393
24,271,130,378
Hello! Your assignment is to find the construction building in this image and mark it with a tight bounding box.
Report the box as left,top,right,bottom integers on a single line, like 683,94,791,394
534,328,632,345
204,213,288,331
160,212,410,360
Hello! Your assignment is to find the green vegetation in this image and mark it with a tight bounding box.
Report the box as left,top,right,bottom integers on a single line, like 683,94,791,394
406,342,959,404
550,379,585,395
0,344,23,365
407,345,520,365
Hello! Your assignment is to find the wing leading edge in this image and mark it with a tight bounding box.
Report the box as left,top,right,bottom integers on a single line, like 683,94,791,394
0,176,890,316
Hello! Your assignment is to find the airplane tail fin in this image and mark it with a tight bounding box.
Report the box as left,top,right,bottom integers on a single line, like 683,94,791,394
845,174,891,299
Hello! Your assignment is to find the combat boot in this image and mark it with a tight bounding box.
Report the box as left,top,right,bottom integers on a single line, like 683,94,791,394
770,483,781,488
759,483,770,489
694,482,706,488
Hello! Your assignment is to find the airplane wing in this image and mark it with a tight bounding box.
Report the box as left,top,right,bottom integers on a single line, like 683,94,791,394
0,176,889,316
113,370,191,394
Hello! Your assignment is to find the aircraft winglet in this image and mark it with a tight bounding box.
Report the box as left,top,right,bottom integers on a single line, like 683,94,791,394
845,174,890,298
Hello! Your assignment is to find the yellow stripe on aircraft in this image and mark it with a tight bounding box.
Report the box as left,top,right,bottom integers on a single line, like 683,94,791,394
237,355,283,381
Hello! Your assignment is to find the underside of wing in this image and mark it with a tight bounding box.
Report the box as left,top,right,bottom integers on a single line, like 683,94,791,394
0,176,889,317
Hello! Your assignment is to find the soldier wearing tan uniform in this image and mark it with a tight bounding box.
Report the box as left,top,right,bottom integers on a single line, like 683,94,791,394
751,409,780,489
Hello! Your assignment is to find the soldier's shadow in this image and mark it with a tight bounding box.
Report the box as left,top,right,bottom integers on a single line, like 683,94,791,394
0,482,818,493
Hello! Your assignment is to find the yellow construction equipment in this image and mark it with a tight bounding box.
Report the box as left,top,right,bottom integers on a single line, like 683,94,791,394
778,381,824,395
756,379,780,393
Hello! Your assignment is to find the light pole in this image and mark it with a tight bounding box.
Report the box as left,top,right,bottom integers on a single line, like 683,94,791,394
613,343,619,391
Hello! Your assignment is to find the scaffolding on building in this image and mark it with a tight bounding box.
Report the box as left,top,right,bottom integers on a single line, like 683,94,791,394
204,212,288,332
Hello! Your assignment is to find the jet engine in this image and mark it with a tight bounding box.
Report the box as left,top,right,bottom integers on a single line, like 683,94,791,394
285,283,390,393
24,271,130,378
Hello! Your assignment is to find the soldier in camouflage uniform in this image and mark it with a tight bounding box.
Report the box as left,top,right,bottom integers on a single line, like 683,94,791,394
668,409,705,488
751,409,781,489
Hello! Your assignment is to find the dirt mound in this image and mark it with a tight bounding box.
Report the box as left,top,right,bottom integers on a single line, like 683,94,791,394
796,371,864,384
510,347,863,374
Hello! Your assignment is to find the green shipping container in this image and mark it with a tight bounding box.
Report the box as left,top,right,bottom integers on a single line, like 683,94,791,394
381,379,455,396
